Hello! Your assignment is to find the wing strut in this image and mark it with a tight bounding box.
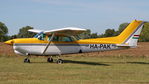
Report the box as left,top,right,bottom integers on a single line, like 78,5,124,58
42,33,55,55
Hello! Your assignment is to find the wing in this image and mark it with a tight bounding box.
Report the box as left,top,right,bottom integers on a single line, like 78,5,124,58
28,27,87,35
28,29,44,33
44,27,87,35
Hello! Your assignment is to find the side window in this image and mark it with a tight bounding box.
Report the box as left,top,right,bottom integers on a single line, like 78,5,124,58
47,35,74,42
53,36,59,41
47,35,59,41
46,33,56,41
61,37,72,42
47,35,51,41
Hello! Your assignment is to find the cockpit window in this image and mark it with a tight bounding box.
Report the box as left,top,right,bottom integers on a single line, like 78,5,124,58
47,36,59,41
53,36,59,41
34,33,46,40
35,33,76,42
61,37,72,42
48,36,73,42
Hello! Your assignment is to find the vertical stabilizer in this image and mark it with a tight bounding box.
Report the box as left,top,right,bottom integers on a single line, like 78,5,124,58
117,20,144,47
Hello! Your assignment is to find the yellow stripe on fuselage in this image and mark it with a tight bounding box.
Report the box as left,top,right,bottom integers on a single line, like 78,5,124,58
13,38,116,44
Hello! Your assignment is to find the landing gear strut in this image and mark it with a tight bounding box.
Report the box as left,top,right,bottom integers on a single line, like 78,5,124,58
47,55,64,64
23,55,64,64
47,57,53,63
47,56,63,64
57,59,63,64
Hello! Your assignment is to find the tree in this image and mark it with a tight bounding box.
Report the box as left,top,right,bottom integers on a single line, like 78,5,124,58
139,23,149,42
116,23,129,35
17,26,35,38
98,34,105,38
10,34,18,39
79,29,91,39
90,33,99,38
103,29,116,37
0,22,9,42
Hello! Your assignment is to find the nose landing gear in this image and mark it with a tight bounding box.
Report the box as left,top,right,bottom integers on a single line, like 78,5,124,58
24,58,30,63
24,53,31,63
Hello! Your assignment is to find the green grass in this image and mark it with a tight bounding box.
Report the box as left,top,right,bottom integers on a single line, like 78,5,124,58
0,54,149,84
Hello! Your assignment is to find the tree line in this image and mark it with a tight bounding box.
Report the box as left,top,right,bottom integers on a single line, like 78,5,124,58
0,21,149,42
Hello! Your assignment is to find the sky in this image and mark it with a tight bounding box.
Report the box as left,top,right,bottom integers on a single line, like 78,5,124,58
0,0,149,35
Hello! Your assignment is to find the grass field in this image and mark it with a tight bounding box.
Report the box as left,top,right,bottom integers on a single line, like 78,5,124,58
0,42,149,84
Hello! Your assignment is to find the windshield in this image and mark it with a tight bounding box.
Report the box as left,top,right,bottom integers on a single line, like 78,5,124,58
34,33,46,40
48,36,75,42
34,33,77,42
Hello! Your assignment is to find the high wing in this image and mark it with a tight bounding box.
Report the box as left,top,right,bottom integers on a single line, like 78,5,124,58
28,27,87,35
28,29,44,33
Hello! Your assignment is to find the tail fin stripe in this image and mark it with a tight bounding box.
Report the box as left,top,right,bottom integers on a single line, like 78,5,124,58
134,35,140,37
132,37,139,39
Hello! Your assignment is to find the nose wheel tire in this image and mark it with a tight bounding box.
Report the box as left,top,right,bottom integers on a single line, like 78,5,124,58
24,58,30,63
57,59,63,64
47,57,53,63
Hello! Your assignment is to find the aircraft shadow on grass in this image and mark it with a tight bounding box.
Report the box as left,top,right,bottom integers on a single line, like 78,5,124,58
101,62,149,65
61,60,110,66
127,62,149,65
30,60,110,66
30,61,149,65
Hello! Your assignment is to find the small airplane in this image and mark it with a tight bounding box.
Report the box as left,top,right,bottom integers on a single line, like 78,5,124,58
4,20,146,64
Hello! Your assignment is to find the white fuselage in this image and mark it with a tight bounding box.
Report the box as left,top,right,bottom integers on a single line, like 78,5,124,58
13,43,122,56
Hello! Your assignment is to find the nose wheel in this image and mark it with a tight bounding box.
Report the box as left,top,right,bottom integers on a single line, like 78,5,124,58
24,58,30,63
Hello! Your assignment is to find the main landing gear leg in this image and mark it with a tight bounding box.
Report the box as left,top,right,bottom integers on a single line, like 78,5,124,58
47,56,63,64
47,56,54,63
56,55,63,64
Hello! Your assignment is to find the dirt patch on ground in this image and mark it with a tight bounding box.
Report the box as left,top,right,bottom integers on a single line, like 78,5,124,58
0,42,14,55
0,42,149,57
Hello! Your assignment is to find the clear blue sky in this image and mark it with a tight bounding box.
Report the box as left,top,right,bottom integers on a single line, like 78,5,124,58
0,0,149,35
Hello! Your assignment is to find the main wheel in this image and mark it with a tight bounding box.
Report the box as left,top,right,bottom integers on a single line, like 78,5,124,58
57,59,63,64
24,58,30,63
47,57,53,63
